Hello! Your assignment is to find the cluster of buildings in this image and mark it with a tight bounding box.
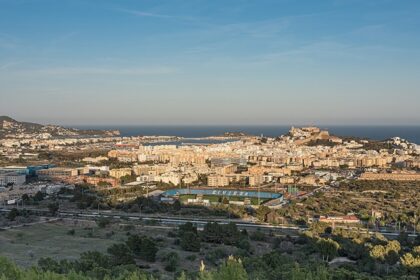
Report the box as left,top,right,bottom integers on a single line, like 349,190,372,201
0,135,181,161
0,127,419,205
0,165,74,204
0,165,54,187
81,127,415,189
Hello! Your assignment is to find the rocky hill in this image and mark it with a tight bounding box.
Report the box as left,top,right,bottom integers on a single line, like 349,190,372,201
0,116,120,139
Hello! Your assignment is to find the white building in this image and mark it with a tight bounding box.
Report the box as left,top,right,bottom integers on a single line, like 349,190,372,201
0,172,26,186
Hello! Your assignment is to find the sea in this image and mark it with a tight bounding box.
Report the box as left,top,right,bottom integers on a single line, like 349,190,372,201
75,125,420,145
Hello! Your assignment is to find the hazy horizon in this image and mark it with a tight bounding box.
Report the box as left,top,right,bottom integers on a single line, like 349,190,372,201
4,115,420,127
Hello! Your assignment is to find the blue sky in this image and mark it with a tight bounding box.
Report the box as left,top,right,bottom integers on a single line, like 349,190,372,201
0,0,419,125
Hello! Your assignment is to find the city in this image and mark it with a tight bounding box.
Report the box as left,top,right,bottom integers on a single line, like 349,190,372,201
0,116,419,279
1,0,420,279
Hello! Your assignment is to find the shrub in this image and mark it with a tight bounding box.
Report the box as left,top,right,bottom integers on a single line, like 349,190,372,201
180,231,201,252
163,252,179,272
96,217,112,228
250,230,266,242
126,235,158,262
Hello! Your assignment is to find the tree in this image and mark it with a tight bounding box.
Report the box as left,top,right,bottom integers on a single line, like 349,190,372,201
96,217,111,228
180,231,201,252
38,257,62,273
178,222,200,252
97,181,112,187
385,240,401,264
250,230,266,242
201,222,242,246
369,240,401,265
179,222,197,235
21,194,30,202
120,174,136,185
163,252,179,272
7,208,19,221
316,238,340,262
401,253,420,266
107,243,135,266
202,222,224,244
75,251,110,273
214,257,248,280
126,235,158,262
256,206,271,222
33,191,44,202
370,245,387,261
173,200,182,211
48,202,59,215
222,223,241,245
401,253,420,272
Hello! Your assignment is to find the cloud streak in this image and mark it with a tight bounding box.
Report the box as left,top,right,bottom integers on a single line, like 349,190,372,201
119,8,195,21
0,61,24,70
17,66,178,76
0,33,18,49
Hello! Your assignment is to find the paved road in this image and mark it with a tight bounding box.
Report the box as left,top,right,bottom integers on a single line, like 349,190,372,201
0,207,417,238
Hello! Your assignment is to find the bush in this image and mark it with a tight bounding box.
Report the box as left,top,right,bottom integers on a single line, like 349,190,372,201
205,248,228,265
96,217,112,228
126,234,158,262
163,252,179,272
250,230,266,242
47,202,59,215
186,255,197,261
201,222,241,245
180,231,201,252
236,238,251,251
122,224,135,231
107,243,135,266
7,209,18,221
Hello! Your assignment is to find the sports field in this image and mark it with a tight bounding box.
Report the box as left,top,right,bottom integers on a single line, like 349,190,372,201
179,194,269,205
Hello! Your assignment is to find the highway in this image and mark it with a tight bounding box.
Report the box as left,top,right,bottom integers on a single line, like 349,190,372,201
58,210,303,232
58,211,419,238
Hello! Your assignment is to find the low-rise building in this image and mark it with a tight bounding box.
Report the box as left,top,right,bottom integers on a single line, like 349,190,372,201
207,175,229,187
0,172,26,186
359,172,420,181
37,168,78,180
82,176,118,187
316,215,360,224
109,168,132,179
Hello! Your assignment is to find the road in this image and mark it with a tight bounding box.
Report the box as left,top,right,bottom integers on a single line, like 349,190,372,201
0,207,417,238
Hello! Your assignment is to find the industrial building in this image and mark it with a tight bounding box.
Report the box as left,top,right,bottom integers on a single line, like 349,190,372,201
0,172,26,186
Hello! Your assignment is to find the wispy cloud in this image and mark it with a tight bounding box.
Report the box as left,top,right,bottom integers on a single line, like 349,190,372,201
17,66,178,76
122,9,172,19
0,33,18,49
246,39,420,68
350,24,386,36
119,8,195,21
51,31,79,44
0,61,24,70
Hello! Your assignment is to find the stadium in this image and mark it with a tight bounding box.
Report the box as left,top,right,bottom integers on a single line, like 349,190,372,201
162,188,283,207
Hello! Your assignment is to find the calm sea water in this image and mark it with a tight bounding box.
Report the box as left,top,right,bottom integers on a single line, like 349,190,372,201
76,125,420,144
